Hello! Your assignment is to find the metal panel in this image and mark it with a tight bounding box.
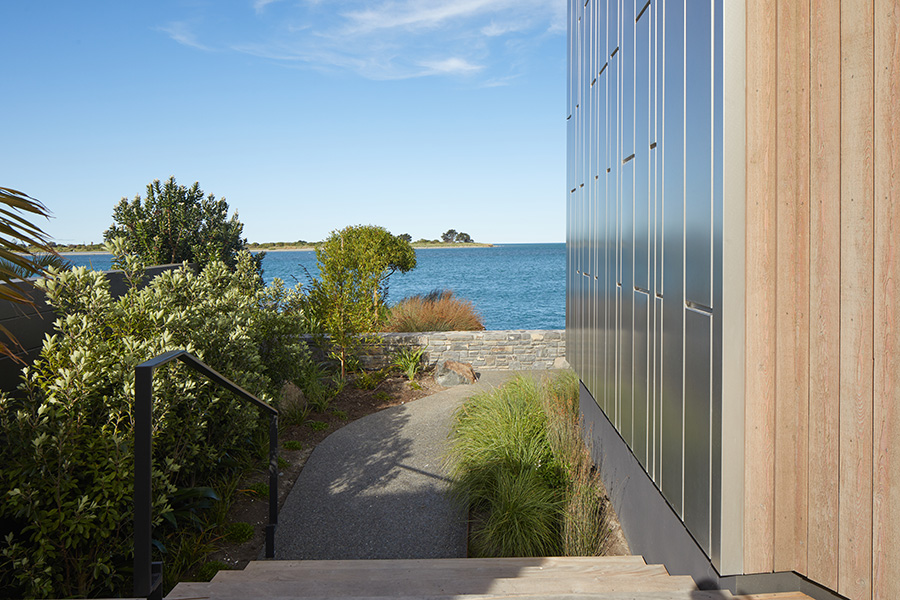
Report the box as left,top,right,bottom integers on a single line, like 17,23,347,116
633,289,651,468
661,0,686,516
634,7,652,292
619,158,635,443
684,307,713,555
684,0,714,307
606,51,619,424
621,0,635,158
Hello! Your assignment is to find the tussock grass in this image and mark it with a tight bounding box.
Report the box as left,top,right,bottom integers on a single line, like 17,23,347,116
385,289,485,332
448,372,611,558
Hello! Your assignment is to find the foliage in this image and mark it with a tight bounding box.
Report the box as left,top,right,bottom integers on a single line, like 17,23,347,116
448,373,610,558
455,232,473,243
194,560,230,582
353,367,387,390
305,225,416,377
104,176,262,271
385,289,484,332
393,346,426,380
294,360,341,413
441,229,458,243
0,245,308,598
282,440,304,451
240,483,269,498
0,187,60,360
397,233,412,243
307,420,329,431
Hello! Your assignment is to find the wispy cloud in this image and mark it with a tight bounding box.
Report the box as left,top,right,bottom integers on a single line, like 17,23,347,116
159,21,213,51
253,0,283,14
162,0,565,81
417,57,483,76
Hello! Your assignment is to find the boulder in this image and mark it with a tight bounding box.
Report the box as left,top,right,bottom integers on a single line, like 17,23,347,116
435,359,477,386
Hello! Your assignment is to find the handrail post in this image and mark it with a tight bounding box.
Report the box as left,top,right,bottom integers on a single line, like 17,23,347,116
133,350,279,597
266,412,278,558
134,364,162,599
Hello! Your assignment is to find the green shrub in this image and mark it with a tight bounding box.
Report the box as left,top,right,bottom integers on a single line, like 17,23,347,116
392,346,426,380
282,440,304,451
385,289,484,332
0,244,308,598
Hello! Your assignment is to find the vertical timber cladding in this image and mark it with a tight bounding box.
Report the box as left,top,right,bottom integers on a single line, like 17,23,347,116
565,0,724,565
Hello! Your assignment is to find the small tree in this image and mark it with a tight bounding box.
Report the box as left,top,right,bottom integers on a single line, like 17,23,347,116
397,233,412,243
104,177,261,270
307,225,416,377
456,232,473,243
441,229,458,243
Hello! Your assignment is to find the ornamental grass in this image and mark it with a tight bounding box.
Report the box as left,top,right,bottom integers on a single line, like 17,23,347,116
384,289,485,332
448,371,612,558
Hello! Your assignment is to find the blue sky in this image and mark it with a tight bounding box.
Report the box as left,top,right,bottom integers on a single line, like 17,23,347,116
3,1,567,245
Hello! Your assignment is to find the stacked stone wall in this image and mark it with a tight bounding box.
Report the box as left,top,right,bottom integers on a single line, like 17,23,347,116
358,330,567,371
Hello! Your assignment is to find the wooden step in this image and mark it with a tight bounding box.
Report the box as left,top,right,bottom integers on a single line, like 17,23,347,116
167,591,734,600
734,594,813,600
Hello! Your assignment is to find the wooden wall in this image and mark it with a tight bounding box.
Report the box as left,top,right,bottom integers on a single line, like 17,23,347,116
744,1,899,598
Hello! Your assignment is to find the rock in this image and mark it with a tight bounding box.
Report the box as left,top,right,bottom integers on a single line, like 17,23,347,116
435,359,478,386
552,357,571,370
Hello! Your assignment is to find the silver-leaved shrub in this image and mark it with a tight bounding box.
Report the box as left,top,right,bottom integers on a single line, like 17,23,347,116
0,240,307,598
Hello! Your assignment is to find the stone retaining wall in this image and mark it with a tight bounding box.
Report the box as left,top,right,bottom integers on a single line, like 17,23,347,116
359,330,567,371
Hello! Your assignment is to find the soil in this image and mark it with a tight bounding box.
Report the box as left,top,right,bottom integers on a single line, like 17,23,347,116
198,371,446,572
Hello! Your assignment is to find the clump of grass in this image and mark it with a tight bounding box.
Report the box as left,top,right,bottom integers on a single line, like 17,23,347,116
373,391,392,402
307,420,329,431
448,372,611,558
283,440,303,451
332,409,348,421
385,289,485,332
393,346,426,380
241,482,269,498
224,522,254,544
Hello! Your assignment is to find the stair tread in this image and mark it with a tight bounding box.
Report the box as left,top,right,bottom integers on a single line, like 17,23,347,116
245,556,649,572
734,594,813,600
167,590,728,600
167,573,697,598
228,557,662,581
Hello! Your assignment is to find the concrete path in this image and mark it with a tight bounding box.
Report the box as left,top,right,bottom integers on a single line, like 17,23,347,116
274,371,532,560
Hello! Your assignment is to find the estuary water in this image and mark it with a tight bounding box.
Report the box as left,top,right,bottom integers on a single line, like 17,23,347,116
63,243,565,330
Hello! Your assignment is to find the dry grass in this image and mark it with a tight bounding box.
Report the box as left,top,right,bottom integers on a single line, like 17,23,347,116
384,289,485,332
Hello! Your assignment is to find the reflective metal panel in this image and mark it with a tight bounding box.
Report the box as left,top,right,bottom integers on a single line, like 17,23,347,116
634,9,652,292
633,290,651,468
684,0,713,307
566,0,723,566
684,308,712,555
661,0,686,516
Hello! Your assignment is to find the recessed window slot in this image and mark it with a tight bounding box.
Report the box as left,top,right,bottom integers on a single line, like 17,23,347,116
571,188,577,193
685,300,713,314
634,285,650,294
622,153,636,164
656,293,664,299
607,168,611,173
580,183,585,188
599,63,608,76
611,47,619,58
650,141,658,149
567,115,572,121
591,77,597,87
583,271,592,278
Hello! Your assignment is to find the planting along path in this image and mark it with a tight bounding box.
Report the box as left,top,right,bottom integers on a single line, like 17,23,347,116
274,370,551,560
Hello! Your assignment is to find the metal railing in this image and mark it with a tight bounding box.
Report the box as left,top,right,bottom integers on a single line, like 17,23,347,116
133,350,279,599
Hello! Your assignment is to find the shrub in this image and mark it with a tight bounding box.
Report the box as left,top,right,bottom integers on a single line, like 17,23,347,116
305,225,416,377
384,289,484,332
104,177,262,271
0,244,308,598
392,346,426,380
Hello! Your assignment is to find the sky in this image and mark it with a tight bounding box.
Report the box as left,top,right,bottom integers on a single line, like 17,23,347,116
3,1,567,245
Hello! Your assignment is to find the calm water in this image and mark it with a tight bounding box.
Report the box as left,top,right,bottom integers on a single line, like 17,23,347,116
63,243,565,330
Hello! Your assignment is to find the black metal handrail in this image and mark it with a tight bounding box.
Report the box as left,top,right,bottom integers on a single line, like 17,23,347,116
133,350,279,599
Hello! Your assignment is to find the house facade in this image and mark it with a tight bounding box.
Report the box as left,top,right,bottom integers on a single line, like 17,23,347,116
566,1,899,599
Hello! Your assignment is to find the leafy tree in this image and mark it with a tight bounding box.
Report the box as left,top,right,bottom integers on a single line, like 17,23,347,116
0,187,60,360
397,233,412,243
306,225,416,377
441,229,458,243
456,232,473,243
104,177,262,271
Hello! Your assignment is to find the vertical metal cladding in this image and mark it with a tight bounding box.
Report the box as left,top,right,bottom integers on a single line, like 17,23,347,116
566,0,723,562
